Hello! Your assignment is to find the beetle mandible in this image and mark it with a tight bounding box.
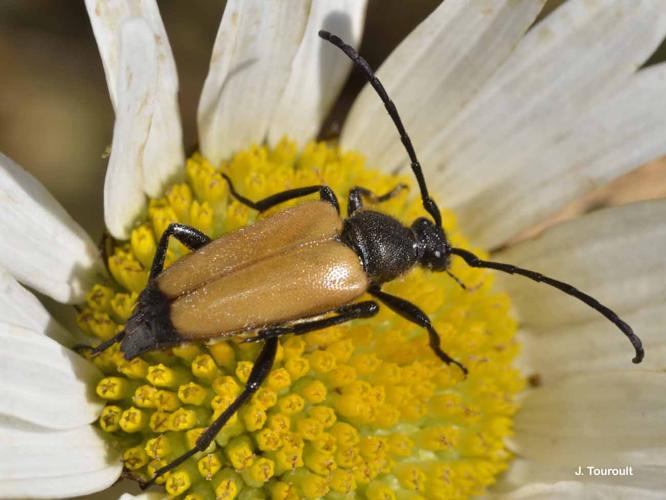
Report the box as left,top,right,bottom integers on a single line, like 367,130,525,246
92,31,644,487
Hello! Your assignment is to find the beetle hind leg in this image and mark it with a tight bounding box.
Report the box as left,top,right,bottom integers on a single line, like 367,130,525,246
243,301,379,343
142,337,279,489
369,286,467,376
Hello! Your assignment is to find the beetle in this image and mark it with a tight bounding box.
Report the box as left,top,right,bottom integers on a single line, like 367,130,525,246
92,31,644,487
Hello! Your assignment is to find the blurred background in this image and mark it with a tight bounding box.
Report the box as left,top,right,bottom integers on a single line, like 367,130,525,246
1,0,665,242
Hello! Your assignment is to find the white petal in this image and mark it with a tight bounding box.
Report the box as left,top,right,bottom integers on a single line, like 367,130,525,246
513,371,666,467
455,63,666,248
0,268,73,346
496,459,666,495
198,0,311,164
493,200,666,355
496,480,666,500
423,0,666,248
0,153,100,303
0,323,102,429
0,423,121,498
86,0,184,198
104,18,156,239
267,0,368,148
86,0,166,109
341,0,545,171
521,301,665,384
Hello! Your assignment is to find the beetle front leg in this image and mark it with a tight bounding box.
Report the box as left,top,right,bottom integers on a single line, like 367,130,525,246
347,184,407,216
369,286,467,375
142,337,278,489
150,223,212,280
222,173,340,213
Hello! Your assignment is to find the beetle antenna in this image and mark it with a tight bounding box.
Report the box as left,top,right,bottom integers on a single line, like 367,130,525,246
319,30,442,227
449,247,644,364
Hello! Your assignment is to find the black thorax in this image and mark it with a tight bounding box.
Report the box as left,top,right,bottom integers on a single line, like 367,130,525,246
341,210,420,285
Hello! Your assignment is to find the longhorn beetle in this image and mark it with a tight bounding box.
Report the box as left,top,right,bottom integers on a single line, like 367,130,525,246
92,31,644,488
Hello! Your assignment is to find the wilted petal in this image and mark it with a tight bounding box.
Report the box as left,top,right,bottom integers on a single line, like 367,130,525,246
0,422,121,498
86,0,184,199
341,0,544,171
198,0,311,164
104,18,156,239
0,153,100,303
268,0,368,148
0,323,102,429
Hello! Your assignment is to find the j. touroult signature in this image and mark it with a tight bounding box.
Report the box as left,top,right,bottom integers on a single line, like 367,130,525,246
575,466,634,476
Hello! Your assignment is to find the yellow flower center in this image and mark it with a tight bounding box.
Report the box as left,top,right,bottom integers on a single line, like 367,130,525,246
80,139,524,499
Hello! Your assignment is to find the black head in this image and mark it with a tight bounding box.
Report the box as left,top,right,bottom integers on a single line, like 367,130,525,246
411,217,450,271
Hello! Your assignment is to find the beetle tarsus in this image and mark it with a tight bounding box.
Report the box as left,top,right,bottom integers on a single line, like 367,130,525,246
144,338,279,487
347,184,408,216
150,223,212,280
369,287,467,376
222,173,340,214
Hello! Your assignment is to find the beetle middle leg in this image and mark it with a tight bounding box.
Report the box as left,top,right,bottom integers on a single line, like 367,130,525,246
347,184,407,216
369,286,467,375
243,301,379,343
143,337,279,489
222,173,339,213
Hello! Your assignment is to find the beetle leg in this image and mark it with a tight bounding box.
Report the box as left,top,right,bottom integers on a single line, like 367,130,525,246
347,184,408,216
142,337,278,489
243,301,379,343
149,223,212,280
222,173,339,213
369,287,467,375
88,330,126,356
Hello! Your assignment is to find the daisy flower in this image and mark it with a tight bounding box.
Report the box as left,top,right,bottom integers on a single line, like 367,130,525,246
1,0,665,498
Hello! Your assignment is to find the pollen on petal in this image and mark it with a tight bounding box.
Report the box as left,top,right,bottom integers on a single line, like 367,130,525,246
85,140,522,498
